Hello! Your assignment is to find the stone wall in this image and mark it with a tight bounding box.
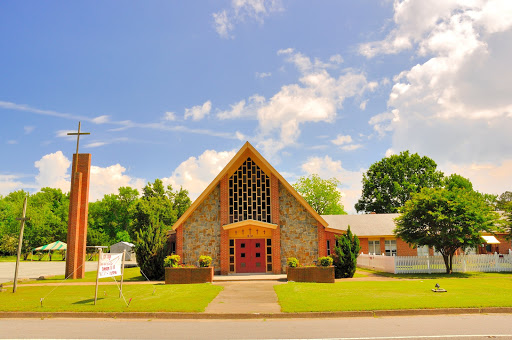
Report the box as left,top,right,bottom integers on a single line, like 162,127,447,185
182,185,221,269
279,182,319,269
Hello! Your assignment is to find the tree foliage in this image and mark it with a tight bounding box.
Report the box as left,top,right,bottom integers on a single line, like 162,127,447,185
355,151,444,213
394,180,499,274
293,174,346,215
332,226,361,278
134,219,168,280
497,191,512,211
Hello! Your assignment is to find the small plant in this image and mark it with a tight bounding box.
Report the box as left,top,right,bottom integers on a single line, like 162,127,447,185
198,255,212,267
318,256,333,267
287,257,299,268
164,254,181,268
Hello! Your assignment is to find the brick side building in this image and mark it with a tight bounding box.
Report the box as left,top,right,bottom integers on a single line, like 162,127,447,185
171,142,330,274
323,214,512,257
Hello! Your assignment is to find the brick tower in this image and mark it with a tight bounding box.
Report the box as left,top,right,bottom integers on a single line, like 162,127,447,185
65,153,91,279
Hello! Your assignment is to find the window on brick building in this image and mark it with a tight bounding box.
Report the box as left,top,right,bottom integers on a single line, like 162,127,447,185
384,240,397,256
417,245,429,256
327,240,331,256
368,240,381,255
228,157,272,224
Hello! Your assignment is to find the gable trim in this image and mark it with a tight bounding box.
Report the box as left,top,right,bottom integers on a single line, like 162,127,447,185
172,142,328,230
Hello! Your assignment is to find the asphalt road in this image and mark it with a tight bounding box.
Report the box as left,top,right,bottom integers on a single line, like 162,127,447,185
0,261,100,283
1,314,511,339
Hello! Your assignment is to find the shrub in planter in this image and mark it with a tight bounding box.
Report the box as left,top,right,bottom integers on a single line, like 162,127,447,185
198,255,212,267
287,257,299,268
318,256,333,267
164,254,181,268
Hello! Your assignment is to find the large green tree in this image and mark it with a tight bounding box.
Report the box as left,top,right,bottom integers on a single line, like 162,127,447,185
496,191,512,211
355,151,444,213
88,186,139,245
293,174,346,215
394,180,499,274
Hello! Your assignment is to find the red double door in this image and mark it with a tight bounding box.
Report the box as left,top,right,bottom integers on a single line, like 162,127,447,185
235,239,266,273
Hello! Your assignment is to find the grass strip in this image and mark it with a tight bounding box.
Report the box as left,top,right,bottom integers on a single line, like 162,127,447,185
275,277,512,312
0,283,222,312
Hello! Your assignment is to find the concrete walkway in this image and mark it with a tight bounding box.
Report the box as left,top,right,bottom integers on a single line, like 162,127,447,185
206,278,285,314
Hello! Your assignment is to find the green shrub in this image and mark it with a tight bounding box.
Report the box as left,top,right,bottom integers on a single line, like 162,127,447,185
318,256,333,267
287,257,299,268
164,254,181,268
198,255,212,267
134,220,168,280
332,226,361,278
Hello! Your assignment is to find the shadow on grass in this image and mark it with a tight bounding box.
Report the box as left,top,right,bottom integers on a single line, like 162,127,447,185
73,298,104,305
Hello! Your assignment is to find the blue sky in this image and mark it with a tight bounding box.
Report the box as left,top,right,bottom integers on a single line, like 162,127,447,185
1,1,512,213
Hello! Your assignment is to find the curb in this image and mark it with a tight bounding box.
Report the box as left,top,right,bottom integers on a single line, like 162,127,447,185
1,307,511,320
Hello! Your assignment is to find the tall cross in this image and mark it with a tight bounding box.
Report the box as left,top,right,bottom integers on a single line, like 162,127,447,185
67,121,90,178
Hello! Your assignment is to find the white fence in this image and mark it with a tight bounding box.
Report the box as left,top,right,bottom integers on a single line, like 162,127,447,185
358,253,512,274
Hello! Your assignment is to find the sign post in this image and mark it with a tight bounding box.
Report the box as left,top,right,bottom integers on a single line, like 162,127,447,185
119,250,126,298
94,248,102,305
13,197,30,293
94,249,125,305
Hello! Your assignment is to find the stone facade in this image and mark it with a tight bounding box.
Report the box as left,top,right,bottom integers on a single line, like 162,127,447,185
182,185,221,269
279,182,319,269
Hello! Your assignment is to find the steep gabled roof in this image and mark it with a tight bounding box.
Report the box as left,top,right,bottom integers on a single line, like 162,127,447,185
172,142,328,230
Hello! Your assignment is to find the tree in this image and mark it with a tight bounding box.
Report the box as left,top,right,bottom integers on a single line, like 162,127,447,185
332,226,361,278
88,186,139,245
134,218,168,280
355,151,444,213
497,191,512,211
395,185,499,274
293,174,346,215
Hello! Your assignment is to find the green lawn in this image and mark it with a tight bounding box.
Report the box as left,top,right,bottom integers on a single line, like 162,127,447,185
0,283,222,312
275,277,512,312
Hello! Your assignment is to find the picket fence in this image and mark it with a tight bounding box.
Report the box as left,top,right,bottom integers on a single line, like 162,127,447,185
357,253,512,274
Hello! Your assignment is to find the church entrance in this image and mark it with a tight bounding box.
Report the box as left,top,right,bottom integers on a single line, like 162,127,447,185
235,239,266,273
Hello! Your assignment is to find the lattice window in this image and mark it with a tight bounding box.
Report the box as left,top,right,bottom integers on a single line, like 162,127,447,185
228,157,272,224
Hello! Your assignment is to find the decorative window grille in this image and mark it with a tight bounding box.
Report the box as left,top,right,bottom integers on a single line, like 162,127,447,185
228,158,272,224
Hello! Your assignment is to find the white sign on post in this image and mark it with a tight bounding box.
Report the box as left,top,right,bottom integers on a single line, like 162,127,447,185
98,253,123,278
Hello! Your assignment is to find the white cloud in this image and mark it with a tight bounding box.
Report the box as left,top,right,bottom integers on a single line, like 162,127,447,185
89,164,145,202
255,72,272,79
56,130,75,138
163,149,237,200
24,126,35,134
212,0,283,38
1,151,145,201
85,142,107,148
164,112,176,121
92,115,109,124
217,95,264,120
362,0,512,195
184,101,212,121
7,140,17,145
359,100,368,110
300,156,364,214
331,135,353,145
0,174,25,196
34,151,71,192
441,160,512,195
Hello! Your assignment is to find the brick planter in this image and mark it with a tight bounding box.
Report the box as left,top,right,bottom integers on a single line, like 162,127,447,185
164,267,214,284
287,266,335,283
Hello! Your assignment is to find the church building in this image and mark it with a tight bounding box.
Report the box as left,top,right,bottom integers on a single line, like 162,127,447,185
170,142,341,275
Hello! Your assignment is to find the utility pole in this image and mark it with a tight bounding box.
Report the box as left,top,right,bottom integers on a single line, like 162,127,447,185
13,197,30,293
